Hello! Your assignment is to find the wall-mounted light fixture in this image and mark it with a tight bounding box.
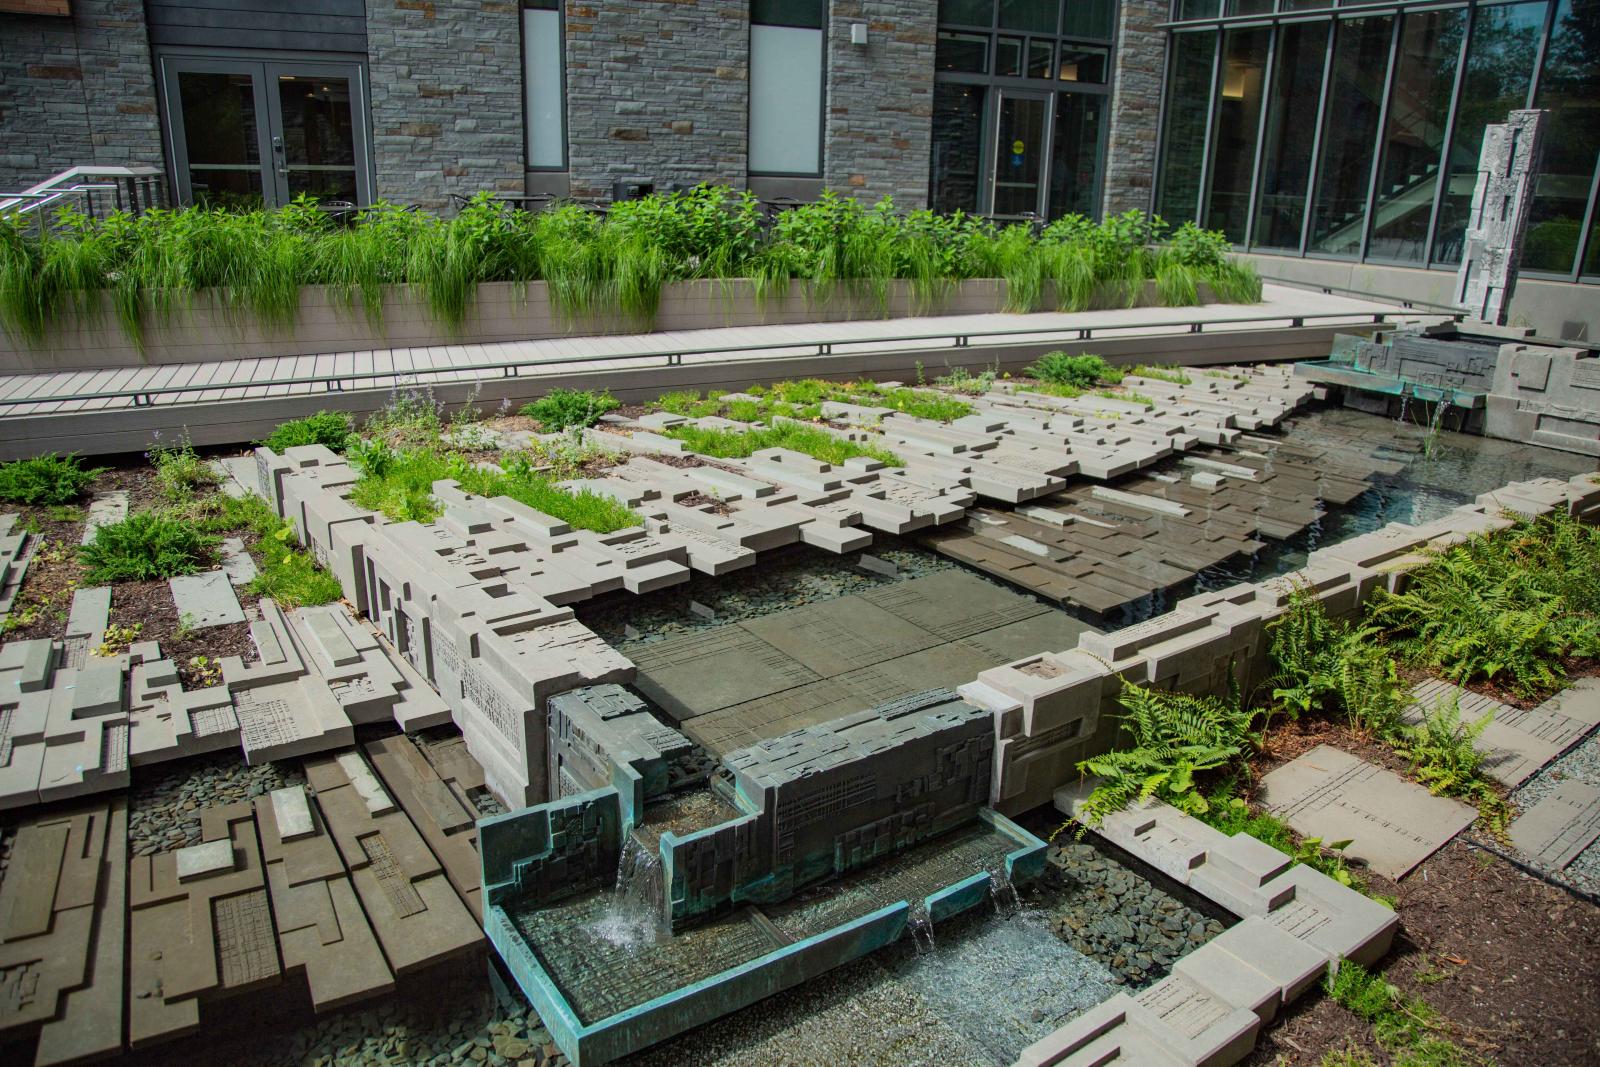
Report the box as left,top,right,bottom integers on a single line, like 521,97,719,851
850,23,868,46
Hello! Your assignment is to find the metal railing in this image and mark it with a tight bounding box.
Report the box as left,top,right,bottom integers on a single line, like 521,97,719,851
0,308,1448,413
0,166,167,233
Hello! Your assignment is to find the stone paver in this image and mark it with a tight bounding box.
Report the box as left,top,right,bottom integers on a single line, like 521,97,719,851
80,490,127,544
219,537,259,586
1406,677,1600,787
1256,745,1476,880
1508,779,1600,870
169,570,246,629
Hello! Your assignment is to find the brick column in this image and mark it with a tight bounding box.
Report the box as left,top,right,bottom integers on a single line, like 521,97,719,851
823,0,937,206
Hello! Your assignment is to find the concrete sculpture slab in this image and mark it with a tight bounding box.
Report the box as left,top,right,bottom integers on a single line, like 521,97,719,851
1508,780,1600,870
1455,110,1546,326
1256,746,1475,879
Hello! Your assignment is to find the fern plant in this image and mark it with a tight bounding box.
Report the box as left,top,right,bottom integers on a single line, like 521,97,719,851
1075,680,1256,825
1266,589,1407,737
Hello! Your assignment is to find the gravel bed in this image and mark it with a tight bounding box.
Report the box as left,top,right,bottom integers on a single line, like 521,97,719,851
129,751,307,855
1500,720,1600,898
1038,840,1227,986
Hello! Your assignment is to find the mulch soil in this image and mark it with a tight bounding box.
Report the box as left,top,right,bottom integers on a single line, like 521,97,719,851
7,458,265,687
1237,712,1600,1065
1246,839,1600,1066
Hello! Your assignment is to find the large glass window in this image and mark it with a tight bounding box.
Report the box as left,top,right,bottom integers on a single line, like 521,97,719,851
523,0,565,169
1157,31,1218,226
1001,0,1059,32
749,0,825,176
1309,16,1394,255
1252,20,1328,250
1432,1,1546,264
1366,9,1467,262
1206,27,1270,243
1525,0,1600,274
1049,93,1104,218
932,83,989,214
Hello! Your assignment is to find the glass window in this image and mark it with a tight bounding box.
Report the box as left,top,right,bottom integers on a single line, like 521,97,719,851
937,31,992,73
1227,0,1273,14
1062,0,1115,39
1366,8,1467,262
940,0,995,25
1049,93,1104,218
1432,1,1547,264
177,71,266,209
1309,15,1394,255
1525,0,1600,274
1253,20,1328,250
751,0,824,28
1029,41,1055,78
1206,27,1271,243
994,94,1049,215
750,13,824,174
932,83,990,214
1000,0,1059,32
1157,30,1218,226
1057,47,1108,83
523,1,565,169
997,36,1024,75
1173,0,1221,20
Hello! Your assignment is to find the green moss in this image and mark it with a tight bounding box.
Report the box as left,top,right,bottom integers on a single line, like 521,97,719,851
662,421,901,467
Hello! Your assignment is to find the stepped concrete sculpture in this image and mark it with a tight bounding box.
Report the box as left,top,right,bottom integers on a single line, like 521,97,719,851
547,684,704,815
1456,110,1546,326
1032,781,1402,1067
0,797,128,1067
0,513,34,630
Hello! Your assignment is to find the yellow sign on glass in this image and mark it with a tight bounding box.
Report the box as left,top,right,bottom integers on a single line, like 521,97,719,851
1012,140,1026,156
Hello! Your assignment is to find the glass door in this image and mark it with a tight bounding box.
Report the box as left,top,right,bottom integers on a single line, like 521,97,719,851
990,91,1051,218
161,55,370,209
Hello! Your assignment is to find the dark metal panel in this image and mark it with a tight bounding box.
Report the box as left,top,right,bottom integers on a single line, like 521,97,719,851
145,0,367,52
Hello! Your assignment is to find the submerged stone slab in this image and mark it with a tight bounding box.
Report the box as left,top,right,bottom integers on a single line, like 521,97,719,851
168,571,246,629
1257,745,1475,879
1509,779,1600,870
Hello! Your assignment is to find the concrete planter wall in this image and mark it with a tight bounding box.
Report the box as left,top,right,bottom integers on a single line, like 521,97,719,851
0,278,1208,373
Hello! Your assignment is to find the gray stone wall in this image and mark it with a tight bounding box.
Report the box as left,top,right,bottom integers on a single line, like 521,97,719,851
823,0,936,208
1101,0,1166,218
0,1,162,193
564,0,749,199
365,0,527,211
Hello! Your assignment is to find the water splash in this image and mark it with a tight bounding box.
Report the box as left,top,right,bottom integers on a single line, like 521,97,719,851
989,869,1022,915
589,833,665,950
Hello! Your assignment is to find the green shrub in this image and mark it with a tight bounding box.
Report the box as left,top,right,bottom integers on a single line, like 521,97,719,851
1324,962,1471,1065
662,421,902,467
1028,352,1123,388
1130,364,1191,385
193,493,341,607
1075,680,1255,825
80,511,217,583
262,411,354,452
0,453,104,505
1267,590,1409,737
1368,510,1600,696
520,388,621,431
655,390,724,418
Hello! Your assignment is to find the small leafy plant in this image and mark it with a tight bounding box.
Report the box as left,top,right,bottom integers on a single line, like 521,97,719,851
0,453,104,505
151,437,219,501
95,621,143,657
1324,962,1478,1065
79,511,218,583
521,388,621,431
262,410,355,452
1027,352,1123,388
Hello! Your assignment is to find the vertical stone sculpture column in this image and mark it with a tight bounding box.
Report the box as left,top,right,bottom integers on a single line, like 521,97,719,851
1455,109,1547,326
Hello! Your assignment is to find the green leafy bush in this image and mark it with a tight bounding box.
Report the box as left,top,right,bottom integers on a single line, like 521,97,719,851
521,388,620,431
80,511,217,583
1027,352,1123,388
1324,962,1471,1065
1267,590,1409,737
1368,510,1600,696
194,493,341,607
262,411,355,452
663,421,901,467
1075,680,1255,824
0,453,104,505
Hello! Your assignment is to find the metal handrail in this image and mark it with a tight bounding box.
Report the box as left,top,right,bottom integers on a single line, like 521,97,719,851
0,309,1446,412
0,166,167,228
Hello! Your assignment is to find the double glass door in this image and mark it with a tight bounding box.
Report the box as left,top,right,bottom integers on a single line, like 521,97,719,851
932,83,1105,220
160,56,371,209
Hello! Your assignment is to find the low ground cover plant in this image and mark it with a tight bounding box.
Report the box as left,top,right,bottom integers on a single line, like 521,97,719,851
521,388,620,431
0,453,104,505
661,421,902,468
1324,962,1479,1066
1026,352,1124,390
79,511,217,583
261,410,355,452
0,191,1259,347
654,379,972,425
150,438,219,502
193,492,341,608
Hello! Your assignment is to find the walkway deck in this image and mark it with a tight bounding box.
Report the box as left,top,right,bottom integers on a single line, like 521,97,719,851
0,285,1441,458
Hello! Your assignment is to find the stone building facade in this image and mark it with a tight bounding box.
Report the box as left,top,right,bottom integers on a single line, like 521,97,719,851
0,1,1169,219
